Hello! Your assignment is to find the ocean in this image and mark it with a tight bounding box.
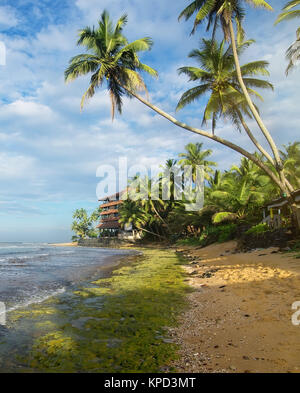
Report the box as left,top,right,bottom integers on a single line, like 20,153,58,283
0,242,134,314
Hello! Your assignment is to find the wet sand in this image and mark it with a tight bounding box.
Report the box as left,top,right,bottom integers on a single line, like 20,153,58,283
171,241,300,373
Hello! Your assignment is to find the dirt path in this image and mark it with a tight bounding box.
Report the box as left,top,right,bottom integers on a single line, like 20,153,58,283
171,241,300,373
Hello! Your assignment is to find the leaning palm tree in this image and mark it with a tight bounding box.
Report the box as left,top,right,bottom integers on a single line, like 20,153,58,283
178,0,291,195
65,10,157,119
176,38,274,167
66,11,297,228
275,1,300,74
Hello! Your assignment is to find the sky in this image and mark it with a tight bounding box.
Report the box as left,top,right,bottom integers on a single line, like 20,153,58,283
0,0,299,242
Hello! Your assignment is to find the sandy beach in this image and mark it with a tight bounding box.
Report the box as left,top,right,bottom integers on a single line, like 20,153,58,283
170,241,300,373
50,242,78,247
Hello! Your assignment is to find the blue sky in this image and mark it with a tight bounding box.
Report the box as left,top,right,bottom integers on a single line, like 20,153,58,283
0,0,299,242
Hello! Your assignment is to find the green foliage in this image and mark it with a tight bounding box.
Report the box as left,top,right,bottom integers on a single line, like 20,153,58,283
177,224,237,247
178,0,272,38
275,1,300,74
177,38,273,133
212,211,238,224
206,154,276,225
65,10,157,118
245,222,269,235
71,207,101,240
176,237,203,246
290,240,300,252
200,224,238,245
280,142,300,189
119,140,299,243
178,142,216,180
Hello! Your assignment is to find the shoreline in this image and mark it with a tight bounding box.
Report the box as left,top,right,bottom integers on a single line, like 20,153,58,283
49,242,78,247
2,240,299,372
170,241,300,373
1,247,187,372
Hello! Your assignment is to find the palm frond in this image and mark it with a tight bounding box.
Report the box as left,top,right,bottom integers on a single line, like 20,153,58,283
176,84,211,111
275,9,300,24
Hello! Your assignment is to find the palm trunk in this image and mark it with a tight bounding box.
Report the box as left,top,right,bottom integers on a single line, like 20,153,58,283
228,19,300,231
228,19,290,194
117,80,300,232
151,203,171,232
237,111,294,193
140,227,165,239
117,80,286,193
237,110,275,166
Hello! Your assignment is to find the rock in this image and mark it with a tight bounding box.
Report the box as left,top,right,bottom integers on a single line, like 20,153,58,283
162,338,174,344
280,247,291,252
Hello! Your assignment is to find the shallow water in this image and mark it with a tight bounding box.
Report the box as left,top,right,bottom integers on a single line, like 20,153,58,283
0,243,133,313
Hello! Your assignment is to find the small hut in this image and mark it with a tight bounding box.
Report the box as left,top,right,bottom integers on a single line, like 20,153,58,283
262,189,300,229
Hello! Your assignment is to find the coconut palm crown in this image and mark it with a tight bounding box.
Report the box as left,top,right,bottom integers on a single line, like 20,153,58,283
64,10,157,119
178,0,272,39
275,1,300,74
176,38,273,133
178,142,217,180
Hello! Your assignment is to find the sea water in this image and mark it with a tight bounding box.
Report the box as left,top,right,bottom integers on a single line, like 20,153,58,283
0,242,133,313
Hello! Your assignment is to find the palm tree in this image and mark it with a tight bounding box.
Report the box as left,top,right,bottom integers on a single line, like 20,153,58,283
129,175,170,232
119,199,165,239
65,11,294,222
178,0,245,38
210,156,270,223
177,0,291,196
159,159,183,203
275,1,300,74
65,10,157,119
176,38,274,165
178,142,216,181
280,141,300,188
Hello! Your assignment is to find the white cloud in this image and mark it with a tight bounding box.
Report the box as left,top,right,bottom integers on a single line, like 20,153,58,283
3,100,53,118
0,152,36,179
0,6,18,28
0,0,299,240
34,25,77,52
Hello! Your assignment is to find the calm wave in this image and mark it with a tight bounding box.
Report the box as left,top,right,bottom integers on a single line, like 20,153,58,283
0,243,133,312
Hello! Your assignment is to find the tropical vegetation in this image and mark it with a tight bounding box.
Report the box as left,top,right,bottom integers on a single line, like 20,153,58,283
116,141,299,244
71,207,101,241
66,5,300,231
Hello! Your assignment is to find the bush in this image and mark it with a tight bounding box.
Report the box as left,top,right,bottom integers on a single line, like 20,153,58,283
200,224,237,246
176,224,238,248
176,237,203,247
245,223,269,236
